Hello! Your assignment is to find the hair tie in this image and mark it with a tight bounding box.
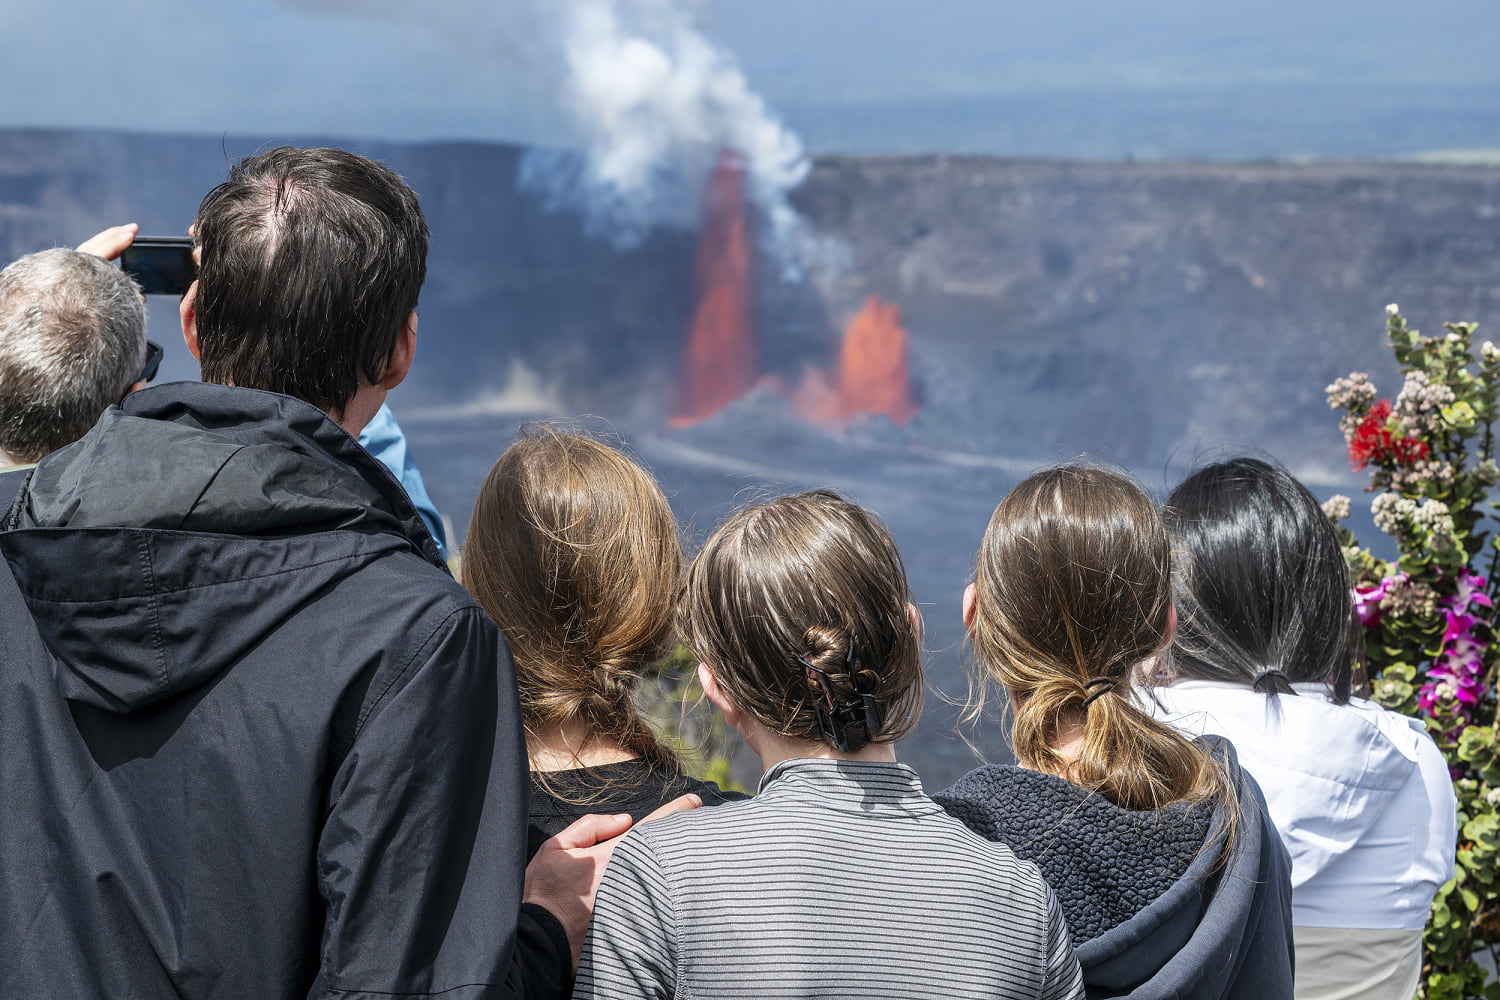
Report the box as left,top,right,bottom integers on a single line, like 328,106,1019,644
1251,669,1296,694
1080,676,1116,709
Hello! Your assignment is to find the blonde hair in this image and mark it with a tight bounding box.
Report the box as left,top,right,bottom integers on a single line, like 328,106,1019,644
678,490,923,753
462,426,681,773
968,465,1226,811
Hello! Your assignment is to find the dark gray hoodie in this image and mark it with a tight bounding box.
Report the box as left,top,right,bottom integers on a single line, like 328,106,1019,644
936,738,1294,1000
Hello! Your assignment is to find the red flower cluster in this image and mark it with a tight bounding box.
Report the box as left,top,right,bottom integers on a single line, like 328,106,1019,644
1349,399,1429,470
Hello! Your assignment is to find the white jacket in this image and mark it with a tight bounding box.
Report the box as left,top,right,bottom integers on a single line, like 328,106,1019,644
1148,679,1456,930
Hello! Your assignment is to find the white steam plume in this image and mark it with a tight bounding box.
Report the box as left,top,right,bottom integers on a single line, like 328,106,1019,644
278,0,809,250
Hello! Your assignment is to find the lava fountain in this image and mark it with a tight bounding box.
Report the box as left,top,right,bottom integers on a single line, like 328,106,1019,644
793,295,918,427
669,155,918,430
669,155,754,427
833,295,918,425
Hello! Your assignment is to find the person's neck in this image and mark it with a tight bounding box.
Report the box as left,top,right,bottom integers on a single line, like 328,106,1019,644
1015,707,1087,778
745,721,898,773
527,718,637,773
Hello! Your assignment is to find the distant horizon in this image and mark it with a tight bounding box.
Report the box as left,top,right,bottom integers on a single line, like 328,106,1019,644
6,1,1496,162
3,121,1497,169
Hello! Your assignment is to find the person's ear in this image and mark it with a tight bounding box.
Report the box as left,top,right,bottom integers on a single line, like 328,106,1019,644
180,280,200,361
697,662,741,728
379,311,417,391
1158,604,1178,652
962,582,977,636
907,602,923,641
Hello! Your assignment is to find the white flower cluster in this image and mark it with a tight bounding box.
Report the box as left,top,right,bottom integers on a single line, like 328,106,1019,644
1380,574,1436,616
1371,493,1414,533
1393,371,1455,437
1387,303,1401,317
1371,494,1457,549
1326,372,1377,412
1412,498,1455,537
1391,458,1456,494
1321,495,1352,521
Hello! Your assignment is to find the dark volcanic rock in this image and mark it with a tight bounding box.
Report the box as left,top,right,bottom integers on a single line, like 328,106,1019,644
790,155,1500,471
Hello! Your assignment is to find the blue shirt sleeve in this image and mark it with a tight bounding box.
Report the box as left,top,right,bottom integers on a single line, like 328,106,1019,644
358,403,450,560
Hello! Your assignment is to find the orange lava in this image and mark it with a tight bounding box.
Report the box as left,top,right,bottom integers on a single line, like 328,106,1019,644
834,295,917,424
669,154,755,428
793,295,918,427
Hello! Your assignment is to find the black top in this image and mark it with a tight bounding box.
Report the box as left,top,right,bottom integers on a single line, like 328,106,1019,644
528,759,746,860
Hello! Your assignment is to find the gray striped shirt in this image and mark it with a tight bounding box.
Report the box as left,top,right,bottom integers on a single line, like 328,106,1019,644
575,758,1084,999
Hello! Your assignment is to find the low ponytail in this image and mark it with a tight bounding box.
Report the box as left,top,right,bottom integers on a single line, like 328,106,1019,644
581,654,680,775
1070,687,1220,810
968,465,1229,812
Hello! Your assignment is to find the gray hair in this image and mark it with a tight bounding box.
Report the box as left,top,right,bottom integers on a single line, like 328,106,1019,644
0,248,146,464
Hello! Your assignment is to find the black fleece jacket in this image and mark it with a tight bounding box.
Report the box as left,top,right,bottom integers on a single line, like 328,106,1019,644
936,739,1294,1000
0,383,568,1000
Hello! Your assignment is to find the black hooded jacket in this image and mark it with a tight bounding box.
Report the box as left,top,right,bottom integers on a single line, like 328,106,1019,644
0,383,568,999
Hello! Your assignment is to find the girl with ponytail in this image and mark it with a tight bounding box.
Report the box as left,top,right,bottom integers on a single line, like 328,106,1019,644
575,490,1084,1000
936,465,1295,1000
461,426,740,860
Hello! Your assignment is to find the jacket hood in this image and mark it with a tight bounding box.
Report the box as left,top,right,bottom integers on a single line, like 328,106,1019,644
936,738,1294,1000
0,382,447,713
1078,738,1293,999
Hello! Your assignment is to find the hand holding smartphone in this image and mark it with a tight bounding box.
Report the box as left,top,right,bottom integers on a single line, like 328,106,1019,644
120,237,196,296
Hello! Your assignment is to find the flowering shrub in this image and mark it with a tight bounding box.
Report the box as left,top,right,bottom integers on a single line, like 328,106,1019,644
1325,306,1500,999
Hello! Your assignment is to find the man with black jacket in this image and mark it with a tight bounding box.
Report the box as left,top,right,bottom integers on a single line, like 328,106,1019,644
0,147,653,999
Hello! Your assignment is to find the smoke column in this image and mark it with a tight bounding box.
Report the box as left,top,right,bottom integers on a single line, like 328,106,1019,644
282,0,808,249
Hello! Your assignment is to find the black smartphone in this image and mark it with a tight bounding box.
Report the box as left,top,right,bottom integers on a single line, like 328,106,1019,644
120,237,196,296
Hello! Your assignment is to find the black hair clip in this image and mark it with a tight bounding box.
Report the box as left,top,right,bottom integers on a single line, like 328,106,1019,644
797,639,882,752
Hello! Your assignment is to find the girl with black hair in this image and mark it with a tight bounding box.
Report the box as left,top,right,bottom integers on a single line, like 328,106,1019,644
1153,457,1456,1000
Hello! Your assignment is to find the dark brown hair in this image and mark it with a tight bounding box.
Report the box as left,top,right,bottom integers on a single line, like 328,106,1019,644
193,146,428,413
462,427,681,773
968,465,1227,811
678,490,923,753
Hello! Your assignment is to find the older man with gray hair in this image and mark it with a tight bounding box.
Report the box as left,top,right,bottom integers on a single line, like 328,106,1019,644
0,231,155,471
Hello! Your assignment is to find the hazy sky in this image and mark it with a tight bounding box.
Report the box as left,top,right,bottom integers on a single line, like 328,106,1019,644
2,0,1496,157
